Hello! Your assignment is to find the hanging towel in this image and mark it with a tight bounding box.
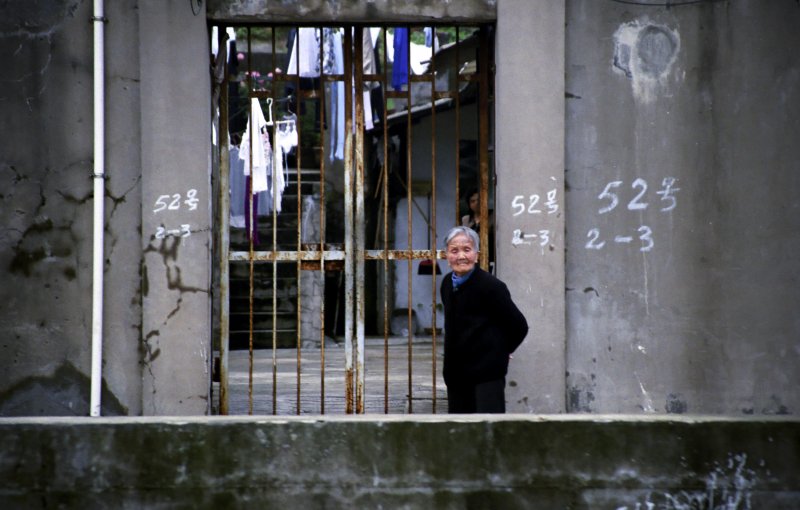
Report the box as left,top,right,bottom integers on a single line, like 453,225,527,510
392,28,409,91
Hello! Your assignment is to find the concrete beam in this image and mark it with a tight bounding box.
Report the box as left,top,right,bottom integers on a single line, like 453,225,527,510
207,0,496,23
1,416,798,508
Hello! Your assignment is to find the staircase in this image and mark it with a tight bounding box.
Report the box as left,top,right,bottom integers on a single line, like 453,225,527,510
228,166,321,350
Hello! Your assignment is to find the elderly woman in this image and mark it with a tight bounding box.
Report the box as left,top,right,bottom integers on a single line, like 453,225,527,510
440,226,529,413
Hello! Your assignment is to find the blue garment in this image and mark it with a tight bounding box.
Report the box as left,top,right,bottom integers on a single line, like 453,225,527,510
392,28,409,91
451,268,475,291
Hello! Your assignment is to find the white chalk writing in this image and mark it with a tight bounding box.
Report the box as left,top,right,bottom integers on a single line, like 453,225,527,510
153,189,199,214
152,189,199,241
587,177,679,253
511,189,559,216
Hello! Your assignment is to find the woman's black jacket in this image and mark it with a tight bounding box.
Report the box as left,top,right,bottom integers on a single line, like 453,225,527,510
440,267,529,386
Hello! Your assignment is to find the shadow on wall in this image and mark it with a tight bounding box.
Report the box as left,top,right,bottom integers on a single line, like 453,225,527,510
0,363,126,417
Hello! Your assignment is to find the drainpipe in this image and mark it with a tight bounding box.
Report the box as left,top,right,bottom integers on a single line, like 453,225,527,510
90,0,106,417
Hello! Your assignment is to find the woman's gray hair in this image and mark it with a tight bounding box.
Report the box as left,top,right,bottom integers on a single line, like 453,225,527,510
444,226,480,251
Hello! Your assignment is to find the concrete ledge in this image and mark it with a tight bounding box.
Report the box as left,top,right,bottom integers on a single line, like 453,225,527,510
1,415,798,508
206,0,496,23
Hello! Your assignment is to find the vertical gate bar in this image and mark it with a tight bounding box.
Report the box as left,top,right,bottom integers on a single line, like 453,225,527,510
218,25,231,415
478,26,490,271
429,27,438,414
318,29,329,415
246,27,255,416
343,27,355,414
270,27,279,415
354,27,366,414
382,27,390,415
405,25,414,414
278,27,301,415
455,27,462,226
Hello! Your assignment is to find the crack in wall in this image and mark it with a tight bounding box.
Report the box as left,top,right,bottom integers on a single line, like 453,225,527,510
140,231,211,413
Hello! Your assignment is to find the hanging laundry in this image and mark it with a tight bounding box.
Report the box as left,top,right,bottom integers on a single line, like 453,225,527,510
287,28,321,77
272,117,298,214
328,29,346,162
287,28,340,78
229,146,246,228
392,27,409,91
424,27,434,48
244,176,260,245
361,27,376,130
239,97,272,195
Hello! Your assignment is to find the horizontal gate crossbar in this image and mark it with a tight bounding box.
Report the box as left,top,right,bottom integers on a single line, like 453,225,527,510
229,250,445,262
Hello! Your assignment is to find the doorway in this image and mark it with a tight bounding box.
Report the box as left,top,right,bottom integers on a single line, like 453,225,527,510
211,24,495,414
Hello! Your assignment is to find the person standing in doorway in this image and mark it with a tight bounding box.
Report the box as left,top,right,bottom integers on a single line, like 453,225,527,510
461,188,495,270
440,226,529,413
460,188,487,231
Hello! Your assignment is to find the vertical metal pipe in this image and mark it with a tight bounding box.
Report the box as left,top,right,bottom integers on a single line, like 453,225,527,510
354,27,366,414
343,27,355,414
218,25,231,416
89,0,105,417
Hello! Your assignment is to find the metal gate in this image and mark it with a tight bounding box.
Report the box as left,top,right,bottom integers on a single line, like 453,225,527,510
212,24,494,414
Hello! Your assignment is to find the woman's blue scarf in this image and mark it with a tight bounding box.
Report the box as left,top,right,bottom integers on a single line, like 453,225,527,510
452,268,475,290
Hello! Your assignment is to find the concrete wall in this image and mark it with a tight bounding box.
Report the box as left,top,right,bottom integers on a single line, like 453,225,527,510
0,0,213,416
496,0,567,413
1,416,798,508
0,0,142,416
138,1,213,414
564,2,800,414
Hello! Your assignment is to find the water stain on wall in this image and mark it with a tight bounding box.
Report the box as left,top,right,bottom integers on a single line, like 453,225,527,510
613,19,680,104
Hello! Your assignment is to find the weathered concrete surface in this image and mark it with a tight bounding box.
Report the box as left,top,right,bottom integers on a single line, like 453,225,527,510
207,0,496,23
1,416,798,508
138,0,213,415
0,0,141,415
0,0,213,416
496,0,567,413
564,2,800,413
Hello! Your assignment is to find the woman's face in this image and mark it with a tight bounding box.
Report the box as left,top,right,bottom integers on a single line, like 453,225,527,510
468,193,479,213
446,234,478,276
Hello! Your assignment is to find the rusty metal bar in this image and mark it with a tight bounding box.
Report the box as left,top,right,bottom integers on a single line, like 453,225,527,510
229,249,443,261
478,26,490,271
405,25,414,414
429,26,438,414
294,28,320,417
382,27,390,415
218,25,231,416
318,29,330,416
271,27,279,415
354,27,366,414
455,27,462,226
246,27,255,416
343,27,355,414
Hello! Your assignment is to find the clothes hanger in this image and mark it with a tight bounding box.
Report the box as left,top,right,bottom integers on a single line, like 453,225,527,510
266,97,274,126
